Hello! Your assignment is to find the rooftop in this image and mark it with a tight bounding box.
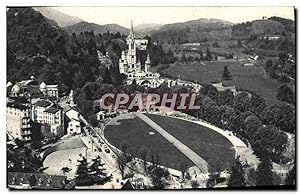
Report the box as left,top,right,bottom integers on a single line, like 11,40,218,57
7,172,75,189
45,107,60,114
7,102,29,111
33,100,51,108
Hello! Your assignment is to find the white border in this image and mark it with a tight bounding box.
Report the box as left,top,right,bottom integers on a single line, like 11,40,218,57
1,0,299,193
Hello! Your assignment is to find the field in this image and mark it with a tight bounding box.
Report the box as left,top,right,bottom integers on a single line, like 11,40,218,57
145,114,235,171
104,113,235,171
153,60,281,104
104,115,194,170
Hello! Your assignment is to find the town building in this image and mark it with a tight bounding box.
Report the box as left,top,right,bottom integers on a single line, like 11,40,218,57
7,172,75,189
31,99,64,138
211,82,237,95
39,82,59,99
65,106,82,135
7,76,59,101
6,102,32,143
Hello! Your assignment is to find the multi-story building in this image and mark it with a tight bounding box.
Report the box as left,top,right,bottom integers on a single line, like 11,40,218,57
31,100,64,138
7,76,59,101
65,106,81,135
39,82,59,99
6,102,32,143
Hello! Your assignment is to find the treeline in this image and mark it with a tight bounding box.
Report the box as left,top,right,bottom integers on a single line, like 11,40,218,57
7,8,124,96
189,84,295,164
265,53,295,105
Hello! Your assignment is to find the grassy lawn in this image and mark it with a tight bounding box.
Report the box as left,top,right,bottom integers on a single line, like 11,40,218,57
104,115,194,170
155,60,281,104
145,114,235,171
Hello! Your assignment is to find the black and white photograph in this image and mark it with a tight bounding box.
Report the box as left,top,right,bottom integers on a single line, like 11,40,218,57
5,5,296,190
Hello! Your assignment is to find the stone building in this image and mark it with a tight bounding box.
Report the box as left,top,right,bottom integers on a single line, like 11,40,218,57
31,99,64,138
6,102,32,143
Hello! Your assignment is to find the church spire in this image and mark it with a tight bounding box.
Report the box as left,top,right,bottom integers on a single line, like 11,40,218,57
130,20,134,38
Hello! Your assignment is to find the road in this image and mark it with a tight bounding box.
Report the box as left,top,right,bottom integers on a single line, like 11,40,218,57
134,112,209,173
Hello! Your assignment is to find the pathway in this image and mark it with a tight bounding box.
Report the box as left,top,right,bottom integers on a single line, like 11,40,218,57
134,112,209,173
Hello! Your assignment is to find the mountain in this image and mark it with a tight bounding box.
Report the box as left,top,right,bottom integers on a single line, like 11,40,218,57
134,23,163,37
231,18,292,38
150,18,234,44
7,7,128,94
33,7,83,27
63,21,129,35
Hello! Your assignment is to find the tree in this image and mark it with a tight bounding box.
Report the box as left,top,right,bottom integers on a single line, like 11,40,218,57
89,156,112,185
201,84,218,101
227,158,245,187
28,175,37,187
277,84,295,104
75,156,110,186
205,48,212,61
233,92,251,112
243,115,263,140
180,162,188,181
212,41,220,48
61,166,71,175
260,104,295,133
251,125,288,161
191,180,199,189
255,157,273,186
181,53,187,63
217,89,234,106
285,164,296,185
150,166,170,189
75,157,93,186
249,93,267,117
116,153,127,179
222,66,232,80
139,146,148,173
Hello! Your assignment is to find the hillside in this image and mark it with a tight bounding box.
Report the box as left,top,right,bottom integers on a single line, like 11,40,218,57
231,18,294,38
33,7,83,27
150,18,233,44
7,7,125,95
63,21,129,35
134,23,163,37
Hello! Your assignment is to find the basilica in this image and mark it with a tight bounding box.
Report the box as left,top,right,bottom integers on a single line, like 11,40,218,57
119,21,163,88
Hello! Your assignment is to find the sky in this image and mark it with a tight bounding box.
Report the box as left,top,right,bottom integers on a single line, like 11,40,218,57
53,6,295,27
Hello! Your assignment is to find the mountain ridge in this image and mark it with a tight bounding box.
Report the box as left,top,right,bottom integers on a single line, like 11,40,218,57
63,21,130,35
33,7,83,27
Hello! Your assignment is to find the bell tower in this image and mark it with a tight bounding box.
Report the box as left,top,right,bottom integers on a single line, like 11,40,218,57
145,53,151,72
126,21,137,71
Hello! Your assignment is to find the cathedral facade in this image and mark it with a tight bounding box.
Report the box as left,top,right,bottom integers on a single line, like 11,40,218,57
119,21,162,88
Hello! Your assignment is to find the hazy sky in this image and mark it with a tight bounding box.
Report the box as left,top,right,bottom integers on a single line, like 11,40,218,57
53,6,295,27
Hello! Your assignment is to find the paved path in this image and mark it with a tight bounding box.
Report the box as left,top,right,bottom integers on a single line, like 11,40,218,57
134,112,209,173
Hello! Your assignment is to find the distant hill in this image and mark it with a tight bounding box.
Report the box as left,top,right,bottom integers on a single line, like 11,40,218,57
231,18,289,38
134,23,163,37
63,21,129,35
150,18,233,44
33,7,83,27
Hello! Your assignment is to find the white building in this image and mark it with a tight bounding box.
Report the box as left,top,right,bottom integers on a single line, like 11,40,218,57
119,21,162,88
211,82,237,95
31,99,64,138
118,21,203,92
6,102,32,143
7,76,59,100
65,106,82,135
39,82,59,99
